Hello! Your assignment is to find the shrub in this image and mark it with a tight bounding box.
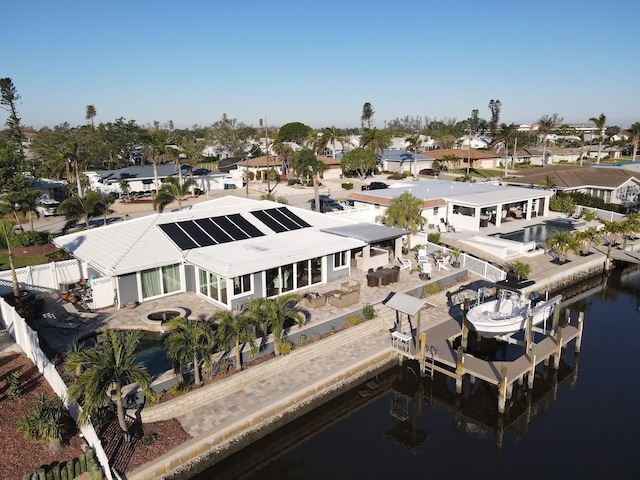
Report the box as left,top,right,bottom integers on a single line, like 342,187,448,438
346,314,364,326
427,232,441,244
362,303,375,320
424,283,440,296
169,381,191,395
341,182,353,190
45,249,72,262
5,371,21,399
14,230,52,247
17,393,68,451
246,171,255,181
288,179,300,186
386,172,405,180
277,339,293,355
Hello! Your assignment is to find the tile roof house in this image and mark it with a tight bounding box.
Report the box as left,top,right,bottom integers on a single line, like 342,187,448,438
53,197,406,310
427,149,501,169
505,166,640,205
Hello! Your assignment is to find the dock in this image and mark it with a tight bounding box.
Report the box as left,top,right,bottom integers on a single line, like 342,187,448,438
392,305,584,413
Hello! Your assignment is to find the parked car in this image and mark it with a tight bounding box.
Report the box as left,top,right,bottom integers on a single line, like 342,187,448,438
419,168,439,177
310,195,344,213
36,198,59,217
361,181,388,191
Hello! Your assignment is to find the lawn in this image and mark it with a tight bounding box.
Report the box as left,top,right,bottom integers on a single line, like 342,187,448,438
0,244,60,271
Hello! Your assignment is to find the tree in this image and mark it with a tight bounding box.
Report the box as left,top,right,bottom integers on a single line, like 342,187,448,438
404,134,422,176
277,122,312,146
85,105,97,128
573,227,601,255
64,329,153,437
537,113,563,165
290,148,327,214
384,192,425,248
627,122,640,163
316,126,338,159
153,176,197,213
341,148,379,179
164,317,217,386
63,141,84,198
17,393,68,453
442,154,460,170
545,230,580,262
249,294,303,356
0,77,24,155
57,191,107,231
509,261,531,280
539,175,556,190
589,113,607,164
360,128,391,157
0,218,20,298
361,102,375,130
214,311,261,371
488,99,502,137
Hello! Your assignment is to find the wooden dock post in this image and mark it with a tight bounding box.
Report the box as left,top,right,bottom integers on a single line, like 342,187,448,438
525,311,533,353
498,364,508,414
551,304,560,336
418,332,427,377
461,318,469,350
455,346,464,394
553,324,564,370
575,311,584,353
527,344,536,389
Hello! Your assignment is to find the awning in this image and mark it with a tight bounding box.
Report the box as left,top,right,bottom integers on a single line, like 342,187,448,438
382,292,428,316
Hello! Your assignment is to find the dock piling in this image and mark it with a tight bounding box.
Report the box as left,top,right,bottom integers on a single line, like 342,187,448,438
575,312,584,353
498,364,508,414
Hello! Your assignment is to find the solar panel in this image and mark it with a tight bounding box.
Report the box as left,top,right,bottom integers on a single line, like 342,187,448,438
279,207,311,228
158,223,199,250
195,218,234,244
266,208,300,231
227,214,265,238
213,215,250,241
178,221,216,247
251,209,288,233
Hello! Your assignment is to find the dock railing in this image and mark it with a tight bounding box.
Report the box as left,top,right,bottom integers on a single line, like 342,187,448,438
423,241,506,283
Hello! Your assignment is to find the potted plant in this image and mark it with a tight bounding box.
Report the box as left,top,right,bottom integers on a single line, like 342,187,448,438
510,261,532,282
451,249,461,268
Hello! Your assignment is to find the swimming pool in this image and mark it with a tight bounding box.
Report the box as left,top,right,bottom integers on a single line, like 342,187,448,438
490,222,575,243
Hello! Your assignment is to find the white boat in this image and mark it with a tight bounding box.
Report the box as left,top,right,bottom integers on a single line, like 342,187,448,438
466,287,562,337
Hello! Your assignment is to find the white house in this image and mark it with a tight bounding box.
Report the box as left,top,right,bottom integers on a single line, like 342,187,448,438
53,197,406,310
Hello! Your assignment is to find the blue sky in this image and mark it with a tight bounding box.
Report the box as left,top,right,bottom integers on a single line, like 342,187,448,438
2,0,639,130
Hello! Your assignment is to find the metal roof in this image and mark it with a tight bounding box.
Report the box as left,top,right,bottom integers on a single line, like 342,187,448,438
382,292,428,316
321,223,407,243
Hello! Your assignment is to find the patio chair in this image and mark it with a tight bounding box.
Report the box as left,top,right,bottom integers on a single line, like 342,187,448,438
397,257,411,270
417,249,428,265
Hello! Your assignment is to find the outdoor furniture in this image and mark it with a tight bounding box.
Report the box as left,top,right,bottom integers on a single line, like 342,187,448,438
62,301,99,320
340,279,361,293
436,255,451,271
328,288,360,308
367,274,381,287
302,292,326,308
391,330,411,352
397,257,411,270
417,249,428,265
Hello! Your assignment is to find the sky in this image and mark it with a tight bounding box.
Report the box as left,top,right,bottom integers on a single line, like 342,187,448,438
2,0,639,131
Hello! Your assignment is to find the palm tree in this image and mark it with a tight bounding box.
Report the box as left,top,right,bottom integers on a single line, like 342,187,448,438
627,122,640,163
573,227,601,255
17,393,67,453
164,316,217,386
0,218,21,299
537,114,562,166
589,113,607,164
360,128,391,158
509,261,531,281
64,329,153,437
63,142,84,198
214,310,261,371
249,294,303,356
85,105,97,128
19,188,41,231
545,230,580,262
539,175,556,190
57,191,107,231
620,213,640,249
153,176,197,213
290,149,327,216
404,134,422,176
320,126,339,159
384,192,426,249
601,220,625,267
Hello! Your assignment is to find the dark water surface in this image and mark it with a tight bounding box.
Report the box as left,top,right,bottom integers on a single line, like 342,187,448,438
194,269,640,480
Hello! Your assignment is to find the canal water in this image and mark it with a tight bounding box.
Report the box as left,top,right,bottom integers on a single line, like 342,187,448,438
194,268,640,480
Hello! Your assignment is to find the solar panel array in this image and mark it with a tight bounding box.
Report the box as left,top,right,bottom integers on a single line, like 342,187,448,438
159,208,310,250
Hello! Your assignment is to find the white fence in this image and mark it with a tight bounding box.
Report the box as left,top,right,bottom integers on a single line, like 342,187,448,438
0,259,115,309
577,205,626,223
0,299,113,480
423,241,507,283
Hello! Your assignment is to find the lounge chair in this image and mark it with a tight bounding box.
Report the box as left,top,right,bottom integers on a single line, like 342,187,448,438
397,257,411,270
62,301,99,320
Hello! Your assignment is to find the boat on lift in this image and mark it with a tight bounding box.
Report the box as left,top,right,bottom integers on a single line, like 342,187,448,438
466,285,562,337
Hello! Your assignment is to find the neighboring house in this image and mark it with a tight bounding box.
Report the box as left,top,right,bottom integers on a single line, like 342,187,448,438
379,149,436,175
506,166,640,205
53,197,406,310
515,147,584,166
427,149,501,170
348,179,553,232
234,154,340,180
87,164,243,195
457,135,491,149
32,178,68,202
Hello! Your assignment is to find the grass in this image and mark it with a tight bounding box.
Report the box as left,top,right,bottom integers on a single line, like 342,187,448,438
450,168,505,178
0,252,51,270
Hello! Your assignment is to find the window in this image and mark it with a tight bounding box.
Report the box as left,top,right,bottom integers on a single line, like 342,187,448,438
141,264,181,299
197,268,228,305
233,274,252,295
333,251,348,269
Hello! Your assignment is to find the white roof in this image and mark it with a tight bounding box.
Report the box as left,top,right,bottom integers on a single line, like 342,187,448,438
353,179,553,208
53,197,367,277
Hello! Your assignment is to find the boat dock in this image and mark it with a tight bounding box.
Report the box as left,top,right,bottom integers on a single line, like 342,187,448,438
392,306,584,413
